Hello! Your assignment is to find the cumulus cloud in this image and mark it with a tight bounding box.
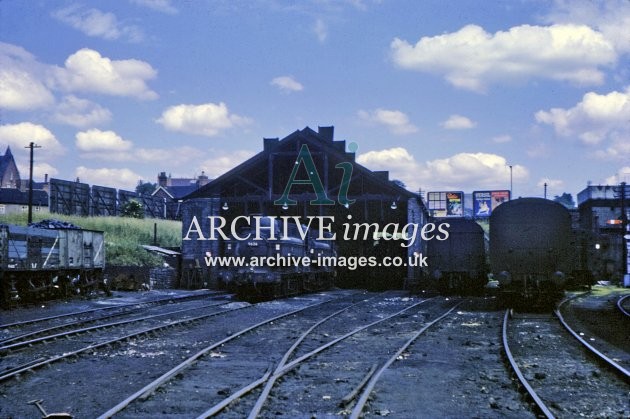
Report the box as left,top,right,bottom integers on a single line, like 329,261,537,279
52,5,143,42
537,177,564,191
0,122,64,155
157,102,251,137
75,166,143,190
131,0,178,14
200,150,257,179
358,108,418,135
51,48,158,100
604,167,630,184
391,24,615,92
0,42,54,110
441,114,477,130
357,147,528,191
52,95,112,127
535,87,630,146
76,129,133,152
271,76,304,93
545,0,630,54
16,162,59,181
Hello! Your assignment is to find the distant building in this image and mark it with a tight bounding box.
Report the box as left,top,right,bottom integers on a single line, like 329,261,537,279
577,184,629,282
0,188,48,215
0,147,21,189
152,171,211,219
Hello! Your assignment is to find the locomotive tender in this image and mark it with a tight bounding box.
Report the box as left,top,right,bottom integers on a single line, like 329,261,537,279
218,217,336,299
0,222,105,307
489,198,573,308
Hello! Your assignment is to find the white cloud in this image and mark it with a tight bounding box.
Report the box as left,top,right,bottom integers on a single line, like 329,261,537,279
357,147,528,191
604,167,630,184
358,108,418,135
52,5,143,42
271,76,304,92
0,122,64,155
76,129,133,152
391,24,615,92
75,166,143,190
51,48,158,100
314,18,328,42
157,102,251,137
441,114,477,130
17,162,58,181
200,150,256,179
537,177,564,190
545,0,630,54
535,87,630,145
131,0,178,14
52,95,112,127
0,42,54,110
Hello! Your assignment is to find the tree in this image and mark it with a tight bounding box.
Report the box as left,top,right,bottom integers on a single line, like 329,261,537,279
136,180,157,195
121,200,145,219
553,192,575,209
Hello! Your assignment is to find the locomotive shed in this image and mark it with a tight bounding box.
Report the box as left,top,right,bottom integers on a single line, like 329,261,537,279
180,126,428,292
0,288,628,418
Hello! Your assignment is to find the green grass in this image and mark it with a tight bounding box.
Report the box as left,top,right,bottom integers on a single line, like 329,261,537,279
0,213,182,267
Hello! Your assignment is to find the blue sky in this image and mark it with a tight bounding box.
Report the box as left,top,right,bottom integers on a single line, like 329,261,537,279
1,0,629,201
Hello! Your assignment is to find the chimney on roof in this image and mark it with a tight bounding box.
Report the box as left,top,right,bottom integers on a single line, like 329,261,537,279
44,174,48,183
158,171,168,187
318,126,334,141
197,171,210,187
263,137,279,151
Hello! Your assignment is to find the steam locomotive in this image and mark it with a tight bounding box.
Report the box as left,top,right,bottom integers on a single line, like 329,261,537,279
0,222,105,307
217,217,336,299
489,198,573,308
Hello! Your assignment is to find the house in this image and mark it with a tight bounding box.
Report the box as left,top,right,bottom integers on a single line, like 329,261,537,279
0,188,48,215
152,171,211,219
0,147,21,189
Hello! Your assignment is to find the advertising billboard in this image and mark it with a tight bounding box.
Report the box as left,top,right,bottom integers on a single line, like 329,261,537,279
427,191,464,218
472,190,510,217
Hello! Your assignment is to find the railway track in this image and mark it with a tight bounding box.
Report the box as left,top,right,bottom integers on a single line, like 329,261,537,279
0,300,251,383
618,294,630,317
0,289,359,418
98,294,460,418
0,295,232,351
0,290,225,334
502,310,629,418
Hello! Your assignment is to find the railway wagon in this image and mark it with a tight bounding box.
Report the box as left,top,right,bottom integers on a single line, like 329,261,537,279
426,218,487,295
489,198,572,308
218,218,336,300
0,223,105,307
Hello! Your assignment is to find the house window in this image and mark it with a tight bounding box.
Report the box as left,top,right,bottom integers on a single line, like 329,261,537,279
0,205,5,214
21,206,27,212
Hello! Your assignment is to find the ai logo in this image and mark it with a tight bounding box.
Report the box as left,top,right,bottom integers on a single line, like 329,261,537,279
274,143,356,207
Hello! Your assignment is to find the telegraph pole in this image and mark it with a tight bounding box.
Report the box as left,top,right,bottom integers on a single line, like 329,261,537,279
25,142,41,224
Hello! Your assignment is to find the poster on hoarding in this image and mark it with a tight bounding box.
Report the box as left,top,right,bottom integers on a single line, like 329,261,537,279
427,191,464,218
473,190,510,217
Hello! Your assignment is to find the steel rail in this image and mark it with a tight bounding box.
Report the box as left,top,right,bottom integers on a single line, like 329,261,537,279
617,294,630,317
349,301,462,419
0,290,222,329
502,310,555,419
555,300,629,382
0,303,250,383
96,297,339,419
0,300,228,352
243,293,383,418
199,296,434,418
